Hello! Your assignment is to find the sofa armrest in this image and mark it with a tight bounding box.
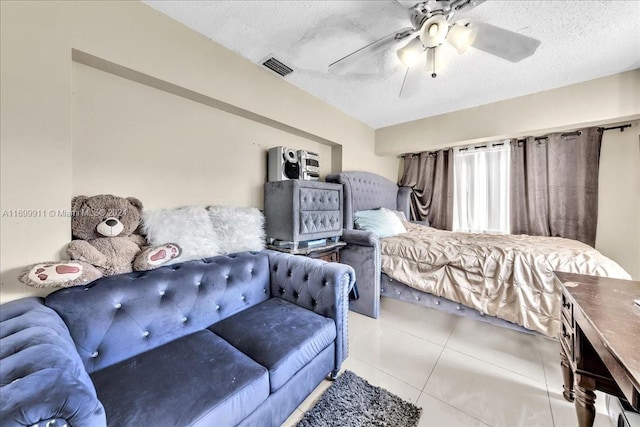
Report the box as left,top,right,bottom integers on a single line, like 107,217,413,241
341,229,378,247
265,250,355,374
0,298,106,427
338,230,382,319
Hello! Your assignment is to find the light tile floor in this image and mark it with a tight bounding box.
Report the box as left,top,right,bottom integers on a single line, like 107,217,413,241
282,297,614,427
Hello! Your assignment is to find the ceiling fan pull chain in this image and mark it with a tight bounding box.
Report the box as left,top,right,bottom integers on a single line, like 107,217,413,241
430,48,437,78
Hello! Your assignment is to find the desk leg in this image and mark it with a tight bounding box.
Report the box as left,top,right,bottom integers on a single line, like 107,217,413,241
559,346,574,402
574,376,596,427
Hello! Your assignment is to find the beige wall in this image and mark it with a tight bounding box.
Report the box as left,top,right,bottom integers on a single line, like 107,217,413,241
0,0,397,302
72,62,333,209
376,70,640,155
596,121,640,279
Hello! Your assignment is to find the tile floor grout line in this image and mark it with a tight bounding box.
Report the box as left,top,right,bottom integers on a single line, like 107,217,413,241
440,344,549,386
350,305,572,427
420,342,446,393
375,311,455,396
353,319,449,391
418,390,494,427
350,354,424,403
425,315,548,426
537,336,553,385
442,317,459,348
537,336,559,427
379,318,455,348
418,315,459,392
417,334,495,425
350,314,444,396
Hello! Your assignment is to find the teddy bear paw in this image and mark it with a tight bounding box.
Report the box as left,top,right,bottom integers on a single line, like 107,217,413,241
147,244,181,266
27,262,84,285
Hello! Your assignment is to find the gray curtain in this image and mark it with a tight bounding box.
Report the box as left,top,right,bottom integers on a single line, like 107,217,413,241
510,127,602,246
400,149,454,230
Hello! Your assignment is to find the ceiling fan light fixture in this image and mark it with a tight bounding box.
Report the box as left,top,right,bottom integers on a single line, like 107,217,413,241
447,22,478,54
396,37,424,67
419,15,449,48
428,23,439,37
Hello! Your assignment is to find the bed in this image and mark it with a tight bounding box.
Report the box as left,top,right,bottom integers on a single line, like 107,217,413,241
326,171,630,337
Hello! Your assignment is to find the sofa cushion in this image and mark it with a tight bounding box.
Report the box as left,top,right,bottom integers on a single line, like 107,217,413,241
210,298,336,392
90,330,269,427
45,252,270,374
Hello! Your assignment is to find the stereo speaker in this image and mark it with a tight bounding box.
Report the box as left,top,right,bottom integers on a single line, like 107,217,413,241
298,150,320,181
268,146,300,181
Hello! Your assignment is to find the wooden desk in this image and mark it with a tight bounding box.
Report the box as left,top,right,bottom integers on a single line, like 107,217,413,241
555,272,640,427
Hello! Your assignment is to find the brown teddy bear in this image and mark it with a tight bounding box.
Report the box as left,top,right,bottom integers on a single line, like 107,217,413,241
19,194,181,288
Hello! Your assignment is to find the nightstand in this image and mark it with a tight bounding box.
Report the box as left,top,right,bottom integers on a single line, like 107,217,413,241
264,180,343,247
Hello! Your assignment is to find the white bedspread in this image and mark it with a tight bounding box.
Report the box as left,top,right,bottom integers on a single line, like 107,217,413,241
381,223,630,337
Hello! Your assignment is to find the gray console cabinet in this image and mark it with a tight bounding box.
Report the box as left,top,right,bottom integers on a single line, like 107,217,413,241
264,180,343,246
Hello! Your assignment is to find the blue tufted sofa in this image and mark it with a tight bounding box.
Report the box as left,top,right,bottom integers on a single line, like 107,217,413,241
0,250,355,427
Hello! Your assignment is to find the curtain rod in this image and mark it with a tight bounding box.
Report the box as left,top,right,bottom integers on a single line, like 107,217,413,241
561,131,582,138
458,142,505,152
599,124,632,132
399,123,633,157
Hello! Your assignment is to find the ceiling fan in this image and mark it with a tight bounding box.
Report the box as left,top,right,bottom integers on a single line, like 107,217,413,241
328,0,541,98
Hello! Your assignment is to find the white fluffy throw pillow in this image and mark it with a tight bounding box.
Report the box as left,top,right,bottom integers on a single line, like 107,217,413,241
207,206,265,254
354,208,407,238
142,206,221,264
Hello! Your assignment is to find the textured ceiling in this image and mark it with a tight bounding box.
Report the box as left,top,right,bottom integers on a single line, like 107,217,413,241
143,0,640,129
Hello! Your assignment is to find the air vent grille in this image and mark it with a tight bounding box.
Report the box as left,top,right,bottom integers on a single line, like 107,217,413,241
262,57,294,77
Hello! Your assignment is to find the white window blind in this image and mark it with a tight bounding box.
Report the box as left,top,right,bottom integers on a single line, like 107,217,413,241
453,142,510,234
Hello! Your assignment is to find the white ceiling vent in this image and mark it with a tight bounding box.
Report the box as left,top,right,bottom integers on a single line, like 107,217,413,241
261,56,294,77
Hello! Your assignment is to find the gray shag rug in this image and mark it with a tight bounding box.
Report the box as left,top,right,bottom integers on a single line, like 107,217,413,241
297,370,422,427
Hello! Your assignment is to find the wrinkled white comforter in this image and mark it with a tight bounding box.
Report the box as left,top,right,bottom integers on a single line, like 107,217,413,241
381,223,630,337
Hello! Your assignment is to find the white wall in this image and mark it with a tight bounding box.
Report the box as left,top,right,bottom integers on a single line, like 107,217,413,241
596,121,640,279
0,1,398,303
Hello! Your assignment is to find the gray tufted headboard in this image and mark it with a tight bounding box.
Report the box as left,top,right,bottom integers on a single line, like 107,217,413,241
326,171,411,229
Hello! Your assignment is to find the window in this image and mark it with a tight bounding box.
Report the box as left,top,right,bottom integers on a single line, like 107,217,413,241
453,142,510,233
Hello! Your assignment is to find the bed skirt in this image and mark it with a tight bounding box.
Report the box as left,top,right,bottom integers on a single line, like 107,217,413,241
380,273,534,335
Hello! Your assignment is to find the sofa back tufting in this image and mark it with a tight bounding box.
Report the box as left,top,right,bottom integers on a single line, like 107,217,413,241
45,252,270,374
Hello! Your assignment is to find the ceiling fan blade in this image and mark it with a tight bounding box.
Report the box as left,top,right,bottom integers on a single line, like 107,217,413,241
398,0,487,12
396,0,420,8
469,22,541,63
399,56,425,98
449,0,487,13
329,27,416,73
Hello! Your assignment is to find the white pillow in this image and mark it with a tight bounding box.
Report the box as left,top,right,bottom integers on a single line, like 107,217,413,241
142,206,221,264
381,208,408,223
354,208,407,238
207,206,265,254
381,207,431,227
